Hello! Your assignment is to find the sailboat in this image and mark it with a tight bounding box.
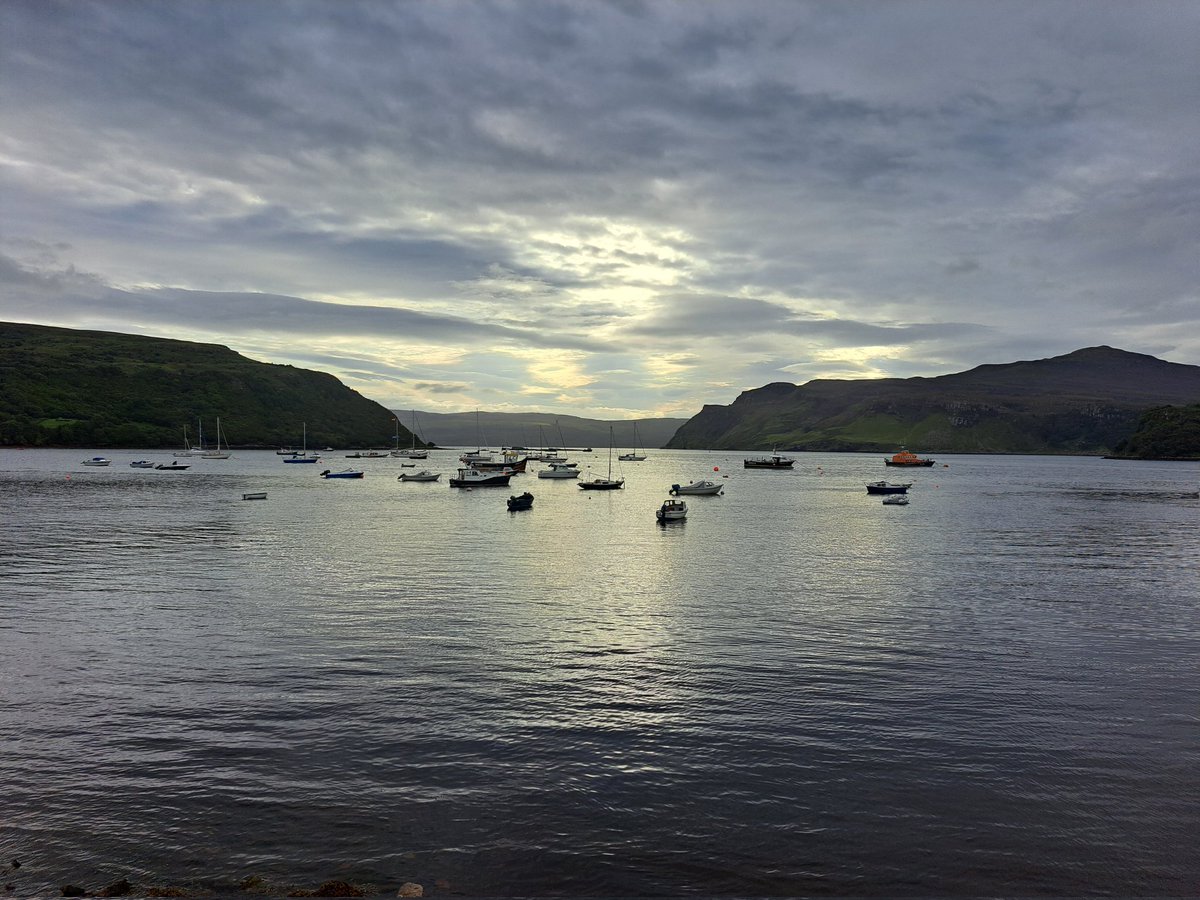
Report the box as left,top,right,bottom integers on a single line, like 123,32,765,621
403,410,428,459
618,421,647,461
283,423,319,463
201,417,231,459
579,426,625,490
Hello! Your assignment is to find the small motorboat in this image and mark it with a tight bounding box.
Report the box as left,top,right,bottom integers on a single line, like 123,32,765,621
155,462,190,471
399,470,441,482
242,491,268,501
81,457,112,466
670,480,723,496
537,463,579,479
884,449,935,467
320,469,364,479
129,460,155,468
656,499,688,522
882,495,910,506
866,481,913,495
507,491,535,511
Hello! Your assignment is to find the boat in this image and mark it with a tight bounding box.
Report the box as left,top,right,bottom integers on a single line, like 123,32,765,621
201,417,231,459
345,450,389,459
395,410,430,459
449,466,512,487
579,427,625,490
882,495,910,505
320,469,365,479
242,491,268,501
885,449,936,467
537,462,580,479
866,481,913,494
283,423,320,463
744,449,795,469
656,499,688,522
81,456,111,466
618,421,647,461
398,470,441,482
507,491,535,511
155,462,190,471
174,424,200,457
670,480,723,496
129,460,155,468
474,451,528,472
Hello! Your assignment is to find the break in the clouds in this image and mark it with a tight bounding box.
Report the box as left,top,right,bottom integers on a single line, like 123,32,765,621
1,1,1197,416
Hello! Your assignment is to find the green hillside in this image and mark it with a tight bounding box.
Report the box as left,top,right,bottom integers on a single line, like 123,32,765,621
667,347,1200,454
0,322,418,449
1110,405,1200,460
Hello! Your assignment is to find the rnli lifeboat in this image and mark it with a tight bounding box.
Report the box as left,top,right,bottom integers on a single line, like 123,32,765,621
884,449,935,467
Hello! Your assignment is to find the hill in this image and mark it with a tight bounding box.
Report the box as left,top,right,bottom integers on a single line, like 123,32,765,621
404,410,689,451
1110,405,1200,460
0,322,418,449
666,347,1200,454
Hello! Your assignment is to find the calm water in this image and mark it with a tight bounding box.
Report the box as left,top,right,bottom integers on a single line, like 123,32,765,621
1,448,1198,897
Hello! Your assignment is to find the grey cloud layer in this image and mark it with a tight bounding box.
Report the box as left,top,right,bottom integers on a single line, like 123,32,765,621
1,0,1197,413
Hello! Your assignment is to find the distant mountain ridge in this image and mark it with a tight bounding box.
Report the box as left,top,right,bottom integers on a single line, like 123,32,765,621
666,347,1200,454
0,321,416,448
404,410,689,451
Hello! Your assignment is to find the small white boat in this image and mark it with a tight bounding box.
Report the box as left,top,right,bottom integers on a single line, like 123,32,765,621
882,495,909,505
399,470,441,482
537,463,580,479
656,499,687,522
155,462,190,471
669,480,723,496
81,457,111,466
129,460,155,468
242,491,268,501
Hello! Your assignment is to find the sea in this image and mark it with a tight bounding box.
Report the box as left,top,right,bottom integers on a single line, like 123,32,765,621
1,448,1198,898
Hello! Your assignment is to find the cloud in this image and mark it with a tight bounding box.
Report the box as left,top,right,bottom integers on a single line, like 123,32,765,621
1,0,1198,417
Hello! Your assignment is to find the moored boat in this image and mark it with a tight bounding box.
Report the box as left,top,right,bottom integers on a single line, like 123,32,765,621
81,456,111,466
656,499,687,522
579,427,624,490
885,449,935,467
670,480,723,496
242,491,268,501
320,469,365,479
507,491,535,511
449,466,512,487
399,470,441,482
155,462,190,471
537,462,579,479
744,450,794,469
866,481,913,494
129,460,155,468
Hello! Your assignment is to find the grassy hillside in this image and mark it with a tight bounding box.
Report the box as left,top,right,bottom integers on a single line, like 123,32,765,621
0,322,418,449
1110,405,1200,460
667,347,1200,454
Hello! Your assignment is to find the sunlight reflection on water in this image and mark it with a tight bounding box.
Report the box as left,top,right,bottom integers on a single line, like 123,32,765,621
0,449,1197,896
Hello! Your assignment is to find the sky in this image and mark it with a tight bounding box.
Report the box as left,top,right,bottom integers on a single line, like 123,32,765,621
2,1,1198,418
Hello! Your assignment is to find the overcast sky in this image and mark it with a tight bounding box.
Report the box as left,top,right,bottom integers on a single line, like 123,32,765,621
2,1,1198,417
